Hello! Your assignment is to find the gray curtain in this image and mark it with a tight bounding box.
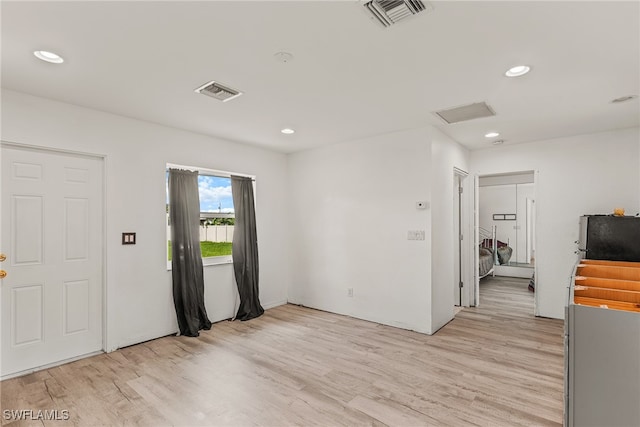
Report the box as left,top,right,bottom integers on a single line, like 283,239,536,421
231,176,264,321
168,169,212,336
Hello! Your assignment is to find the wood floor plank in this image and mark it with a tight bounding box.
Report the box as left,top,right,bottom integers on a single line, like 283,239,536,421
1,276,564,426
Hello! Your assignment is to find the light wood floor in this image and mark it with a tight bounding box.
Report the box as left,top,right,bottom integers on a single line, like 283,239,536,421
1,277,564,426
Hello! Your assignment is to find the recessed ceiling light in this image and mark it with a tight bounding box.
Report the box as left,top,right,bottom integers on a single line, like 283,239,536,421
281,128,295,134
485,132,500,138
505,65,530,77
492,140,505,146
611,95,638,104
33,50,64,64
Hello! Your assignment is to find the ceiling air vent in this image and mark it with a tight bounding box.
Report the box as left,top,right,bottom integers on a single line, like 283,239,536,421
364,0,432,28
194,80,242,102
434,102,496,124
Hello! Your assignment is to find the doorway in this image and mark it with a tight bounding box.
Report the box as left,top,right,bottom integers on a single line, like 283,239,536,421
473,170,537,311
453,167,468,309
1,143,105,378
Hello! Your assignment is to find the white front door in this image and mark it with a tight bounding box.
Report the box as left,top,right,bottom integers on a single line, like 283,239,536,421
1,144,104,378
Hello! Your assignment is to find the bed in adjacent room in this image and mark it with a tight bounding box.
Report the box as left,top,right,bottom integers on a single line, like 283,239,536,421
478,226,514,278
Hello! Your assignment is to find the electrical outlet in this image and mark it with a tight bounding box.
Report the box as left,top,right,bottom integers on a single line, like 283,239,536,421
347,288,354,297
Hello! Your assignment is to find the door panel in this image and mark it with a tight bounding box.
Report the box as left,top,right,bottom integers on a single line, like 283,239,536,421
63,280,90,335
12,161,43,180
64,198,89,261
1,144,104,377
11,284,44,346
12,195,44,265
64,166,89,184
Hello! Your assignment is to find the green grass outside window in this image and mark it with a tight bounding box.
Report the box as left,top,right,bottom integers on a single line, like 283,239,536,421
168,241,232,261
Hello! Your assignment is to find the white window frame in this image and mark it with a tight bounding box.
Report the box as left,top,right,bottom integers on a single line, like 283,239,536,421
166,163,255,269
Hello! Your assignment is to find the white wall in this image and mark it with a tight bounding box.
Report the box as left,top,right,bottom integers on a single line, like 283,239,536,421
288,126,469,335
1,89,290,350
430,128,470,332
288,127,433,333
8,88,633,343
471,127,640,319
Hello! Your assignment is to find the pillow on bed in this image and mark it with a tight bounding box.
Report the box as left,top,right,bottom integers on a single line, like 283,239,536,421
497,246,513,264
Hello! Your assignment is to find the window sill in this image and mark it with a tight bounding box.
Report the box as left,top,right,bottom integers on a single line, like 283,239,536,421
166,256,233,271
203,255,233,267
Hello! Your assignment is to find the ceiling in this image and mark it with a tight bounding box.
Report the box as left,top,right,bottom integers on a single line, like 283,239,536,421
2,1,638,153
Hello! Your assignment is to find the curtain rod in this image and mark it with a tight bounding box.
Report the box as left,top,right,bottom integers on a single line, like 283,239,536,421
166,163,255,180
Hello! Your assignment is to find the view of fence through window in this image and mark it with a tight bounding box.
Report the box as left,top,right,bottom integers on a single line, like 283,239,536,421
167,172,234,261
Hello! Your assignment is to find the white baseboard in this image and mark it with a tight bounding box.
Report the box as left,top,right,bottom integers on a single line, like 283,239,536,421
1,350,104,381
263,299,288,310
114,301,287,352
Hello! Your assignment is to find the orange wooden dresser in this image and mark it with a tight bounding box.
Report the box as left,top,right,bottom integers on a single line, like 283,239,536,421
573,259,640,313
566,258,640,426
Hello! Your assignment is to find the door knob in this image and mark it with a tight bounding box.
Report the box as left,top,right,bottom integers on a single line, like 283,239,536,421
0,253,5,262
0,270,6,279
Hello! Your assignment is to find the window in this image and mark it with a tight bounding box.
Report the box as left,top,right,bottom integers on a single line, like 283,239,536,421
166,165,236,267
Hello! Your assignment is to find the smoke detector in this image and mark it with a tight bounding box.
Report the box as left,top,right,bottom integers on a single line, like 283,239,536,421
194,80,243,102
363,0,433,28
274,52,294,63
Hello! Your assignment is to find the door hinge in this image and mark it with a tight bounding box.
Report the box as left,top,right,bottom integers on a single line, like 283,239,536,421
459,281,464,288
460,234,464,241
458,186,463,194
